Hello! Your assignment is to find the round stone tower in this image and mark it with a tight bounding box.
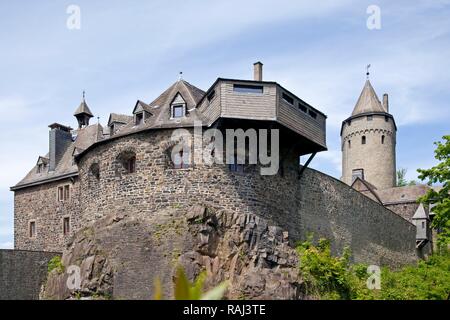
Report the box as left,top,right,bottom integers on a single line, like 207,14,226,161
341,79,397,190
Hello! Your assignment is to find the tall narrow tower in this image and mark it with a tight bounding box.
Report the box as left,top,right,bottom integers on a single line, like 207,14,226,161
341,77,397,190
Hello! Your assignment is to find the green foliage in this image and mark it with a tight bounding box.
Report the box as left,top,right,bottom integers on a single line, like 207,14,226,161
296,237,450,300
397,168,417,187
418,135,450,248
47,256,65,274
153,266,229,300
296,236,357,299
358,252,450,300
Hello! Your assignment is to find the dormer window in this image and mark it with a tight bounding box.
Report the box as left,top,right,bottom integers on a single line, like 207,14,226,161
37,163,45,173
172,104,185,118
135,112,144,126
36,157,48,174
170,93,187,119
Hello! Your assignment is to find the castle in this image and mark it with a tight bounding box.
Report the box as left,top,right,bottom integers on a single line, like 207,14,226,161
10,63,429,266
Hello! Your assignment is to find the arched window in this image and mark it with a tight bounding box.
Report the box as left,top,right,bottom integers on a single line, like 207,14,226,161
117,151,137,174
89,163,100,180
348,140,351,149
381,135,385,144
173,148,190,169
362,136,366,145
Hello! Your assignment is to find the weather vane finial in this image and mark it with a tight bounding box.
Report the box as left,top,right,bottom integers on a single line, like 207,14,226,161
366,64,371,79
179,71,183,81
82,90,86,101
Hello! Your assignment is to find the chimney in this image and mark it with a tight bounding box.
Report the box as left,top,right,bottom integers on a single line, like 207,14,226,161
383,93,389,113
48,123,73,171
253,61,263,81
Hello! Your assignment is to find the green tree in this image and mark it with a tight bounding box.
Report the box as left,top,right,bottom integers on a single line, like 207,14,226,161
397,168,417,187
397,168,408,187
418,135,450,249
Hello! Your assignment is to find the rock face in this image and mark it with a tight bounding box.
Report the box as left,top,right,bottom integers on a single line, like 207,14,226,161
41,204,307,300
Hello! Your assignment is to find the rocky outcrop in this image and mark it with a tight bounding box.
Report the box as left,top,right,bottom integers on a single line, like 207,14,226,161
41,204,307,300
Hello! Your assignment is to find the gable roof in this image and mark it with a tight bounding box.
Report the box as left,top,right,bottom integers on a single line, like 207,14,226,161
108,113,133,126
352,80,386,116
351,177,383,204
132,100,153,115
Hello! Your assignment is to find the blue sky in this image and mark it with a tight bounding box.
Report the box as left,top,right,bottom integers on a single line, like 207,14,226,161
0,0,449,248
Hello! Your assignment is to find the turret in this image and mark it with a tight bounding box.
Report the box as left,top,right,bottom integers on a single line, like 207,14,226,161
341,73,397,190
74,92,93,129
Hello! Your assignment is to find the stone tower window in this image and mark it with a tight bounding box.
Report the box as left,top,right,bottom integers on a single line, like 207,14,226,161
362,136,366,145
63,217,70,236
381,135,385,144
367,115,373,121
29,221,36,238
348,140,351,149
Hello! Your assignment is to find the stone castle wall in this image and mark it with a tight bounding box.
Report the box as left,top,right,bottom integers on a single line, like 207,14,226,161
341,115,396,190
0,250,60,300
14,178,82,252
76,128,415,266
14,127,417,266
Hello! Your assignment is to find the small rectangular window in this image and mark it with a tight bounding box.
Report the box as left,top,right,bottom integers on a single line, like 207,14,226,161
367,115,373,121
298,103,307,113
172,105,184,118
207,90,216,102
308,110,317,119
58,187,64,202
282,93,294,105
64,185,70,201
63,217,70,236
29,221,36,238
127,157,136,173
233,84,263,94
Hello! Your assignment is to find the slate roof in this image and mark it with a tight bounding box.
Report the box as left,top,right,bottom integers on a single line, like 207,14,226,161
74,100,94,117
108,113,133,125
351,80,386,116
11,124,104,190
106,80,206,138
12,80,205,190
376,184,431,205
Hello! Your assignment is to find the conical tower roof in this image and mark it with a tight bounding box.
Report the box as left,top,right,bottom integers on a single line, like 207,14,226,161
352,80,386,116
74,99,93,117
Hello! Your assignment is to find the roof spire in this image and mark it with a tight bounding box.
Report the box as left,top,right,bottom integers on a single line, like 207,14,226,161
178,71,183,81
82,90,86,101
366,64,371,80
